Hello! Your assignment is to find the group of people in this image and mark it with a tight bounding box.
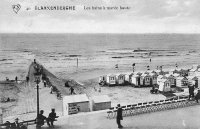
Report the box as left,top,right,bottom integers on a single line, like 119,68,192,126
3,118,27,129
37,108,59,128
189,84,200,103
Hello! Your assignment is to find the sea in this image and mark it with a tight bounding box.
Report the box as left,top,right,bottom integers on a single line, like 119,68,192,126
1,33,200,80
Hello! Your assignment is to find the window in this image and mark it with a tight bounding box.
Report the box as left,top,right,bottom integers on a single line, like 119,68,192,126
110,77,115,80
119,76,124,80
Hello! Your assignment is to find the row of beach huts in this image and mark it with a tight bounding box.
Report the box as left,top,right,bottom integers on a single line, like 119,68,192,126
99,65,200,92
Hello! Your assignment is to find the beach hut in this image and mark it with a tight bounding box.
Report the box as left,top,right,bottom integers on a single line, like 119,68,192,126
165,74,176,86
131,74,141,86
157,75,167,85
63,94,90,115
99,75,107,85
149,72,158,85
140,73,151,86
116,74,126,85
158,79,171,92
92,95,111,111
176,77,188,87
125,72,134,84
106,74,116,86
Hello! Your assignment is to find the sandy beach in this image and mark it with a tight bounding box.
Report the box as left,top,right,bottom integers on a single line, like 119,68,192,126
1,34,200,122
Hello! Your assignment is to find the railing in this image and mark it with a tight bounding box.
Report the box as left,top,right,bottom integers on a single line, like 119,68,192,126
107,95,199,119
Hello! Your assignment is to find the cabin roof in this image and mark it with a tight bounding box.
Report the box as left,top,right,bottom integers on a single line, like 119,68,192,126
141,73,150,77
173,73,180,77
187,76,198,80
165,74,174,78
160,79,170,83
116,73,125,76
107,74,116,77
176,77,188,80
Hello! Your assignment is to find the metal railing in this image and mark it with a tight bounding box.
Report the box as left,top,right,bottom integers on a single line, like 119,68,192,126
107,95,198,119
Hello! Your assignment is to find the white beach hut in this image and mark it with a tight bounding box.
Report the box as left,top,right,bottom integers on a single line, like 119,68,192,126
131,74,141,86
176,77,188,87
63,94,90,115
157,75,167,85
158,79,171,92
116,74,126,85
92,95,111,111
106,74,117,86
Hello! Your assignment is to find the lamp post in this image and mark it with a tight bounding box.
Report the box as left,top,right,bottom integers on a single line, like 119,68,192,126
34,72,41,128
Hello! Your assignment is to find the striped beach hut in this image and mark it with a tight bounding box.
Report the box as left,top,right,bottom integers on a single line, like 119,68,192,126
140,73,151,86
165,74,176,86
176,77,188,87
149,72,158,85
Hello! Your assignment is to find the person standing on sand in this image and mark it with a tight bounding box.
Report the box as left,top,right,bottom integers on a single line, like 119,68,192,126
36,110,47,127
116,104,123,128
69,87,75,95
47,108,59,128
15,76,18,83
195,89,200,103
189,84,195,100
11,118,20,129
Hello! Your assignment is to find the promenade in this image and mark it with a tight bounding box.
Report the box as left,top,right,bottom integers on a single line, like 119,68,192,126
28,104,200,129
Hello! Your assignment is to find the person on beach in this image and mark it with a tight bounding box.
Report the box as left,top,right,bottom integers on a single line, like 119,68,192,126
6,77,9,81
34,59,36,64
47,108,59,128
36,110,47,127
4,121,11,129
195,89,200,103
189,84,195,100
116,104,123,128
26,76,29,82
15,76,18,83
43,80,47,87
50,86,54,94
69,87,75,95
11,118,20,129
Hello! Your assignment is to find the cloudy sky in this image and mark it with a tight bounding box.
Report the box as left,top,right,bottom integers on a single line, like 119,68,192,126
0,0,200,33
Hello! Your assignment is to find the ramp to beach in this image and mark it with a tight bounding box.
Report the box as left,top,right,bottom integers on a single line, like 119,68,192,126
27,62,85,96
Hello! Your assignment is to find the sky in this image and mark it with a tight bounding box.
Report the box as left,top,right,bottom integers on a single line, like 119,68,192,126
0,0,200,33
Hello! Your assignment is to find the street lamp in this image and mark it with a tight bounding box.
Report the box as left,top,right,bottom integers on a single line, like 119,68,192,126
34,72,41,128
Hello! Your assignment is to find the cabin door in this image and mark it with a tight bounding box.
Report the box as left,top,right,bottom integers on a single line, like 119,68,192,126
137,77,140,86
150,78,153,86
195,80,198,88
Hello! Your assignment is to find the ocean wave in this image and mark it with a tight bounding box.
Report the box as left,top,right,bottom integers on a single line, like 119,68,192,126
65,55,82,57
0,59,13,61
